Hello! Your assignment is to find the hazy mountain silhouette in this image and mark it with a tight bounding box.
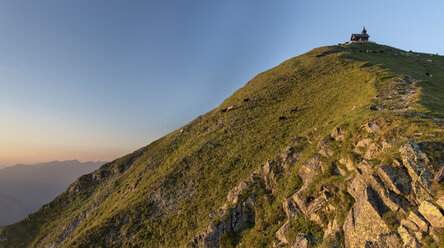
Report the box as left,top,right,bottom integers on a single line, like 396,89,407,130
0,160,103,226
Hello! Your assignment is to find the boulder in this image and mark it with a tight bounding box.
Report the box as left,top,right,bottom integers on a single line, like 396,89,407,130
407,211,429,232
363,143,382,159
363,122,379,135
400,219,419,232
283,199,302,220
397,225,421,248
275,222,290,245
343,186,391,248
323,217,340,239
377,164,411,195
354,138,373,154
418,200,444,228
330,127,345,142
227,180,250,204
298,155,323,185
348,161,408,213
364,232,401,248
317,140,333,157
339,157,355,171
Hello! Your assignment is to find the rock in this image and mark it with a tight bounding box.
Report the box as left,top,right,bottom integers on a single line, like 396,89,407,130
330,127,345,142
318,147,333,158
188,201,251,248
436,195,444,209
227,180,250,204
400,219,419,232
323,217,340,239
343,186,391,248
368,232,402,248
398,225,421,248
339,157,355,171
354,138,373,154
363,122,380,134
363,143,382,159
291,233,310,248
275,221,290,245
399,142,434,202
408,211,429,232
299,155,323,185
289,188,309,214
263,160,276,190
317,140,333,157
336,165,347,176
348,161,408,213
281,146,295,161
356,138,373,148
377,164,411,195
418,200,444,228
429,227,443,244
245,196,255,208
283,199,302,220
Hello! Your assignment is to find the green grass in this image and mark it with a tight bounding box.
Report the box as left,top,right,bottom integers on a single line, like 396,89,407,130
1,43,443,247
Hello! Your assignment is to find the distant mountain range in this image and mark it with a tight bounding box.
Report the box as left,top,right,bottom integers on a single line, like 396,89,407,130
0,160,103,226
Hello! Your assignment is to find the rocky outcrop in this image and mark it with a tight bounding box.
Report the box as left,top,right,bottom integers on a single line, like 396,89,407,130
187,180,255,248
363,122,380,135
408,211,430,233
377,164,411,196
292,233,313,248
188,202,253,248
343,186,392,248
330,127,345,142
418,200,444,228
399,142,434,202
347,160,408,213
298,155,324,185
317,140,333,158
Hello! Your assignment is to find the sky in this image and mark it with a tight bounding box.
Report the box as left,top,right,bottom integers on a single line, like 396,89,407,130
1,0,443,167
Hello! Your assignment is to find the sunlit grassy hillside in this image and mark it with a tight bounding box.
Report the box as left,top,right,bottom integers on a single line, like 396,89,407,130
1,42,443,247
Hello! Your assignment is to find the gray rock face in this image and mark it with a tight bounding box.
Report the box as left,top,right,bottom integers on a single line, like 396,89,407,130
377,164,411,195
408,211,430,232
343,186,391,248
418,200,444,228
365,232,401,248
399,142,434,202
299,155,323,185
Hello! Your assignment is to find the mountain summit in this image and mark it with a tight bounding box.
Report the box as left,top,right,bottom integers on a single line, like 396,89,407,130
1,43,443,247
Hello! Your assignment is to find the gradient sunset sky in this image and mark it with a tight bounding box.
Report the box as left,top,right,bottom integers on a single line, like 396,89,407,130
1,0,443,166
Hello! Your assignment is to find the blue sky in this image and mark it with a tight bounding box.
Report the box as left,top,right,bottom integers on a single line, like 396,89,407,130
1,0,443,165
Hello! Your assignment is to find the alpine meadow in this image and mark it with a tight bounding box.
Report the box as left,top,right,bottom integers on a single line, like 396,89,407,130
1,41,444,247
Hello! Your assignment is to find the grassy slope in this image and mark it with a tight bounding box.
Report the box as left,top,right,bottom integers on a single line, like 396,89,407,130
1,43,443,247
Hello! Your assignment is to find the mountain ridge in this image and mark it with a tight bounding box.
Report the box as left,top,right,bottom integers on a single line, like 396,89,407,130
1,42,443,247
